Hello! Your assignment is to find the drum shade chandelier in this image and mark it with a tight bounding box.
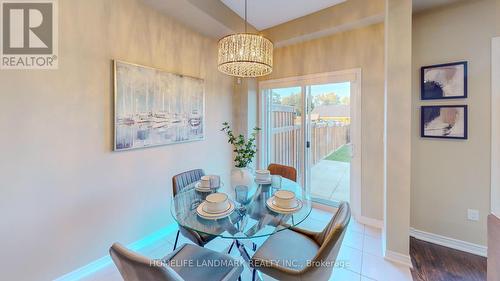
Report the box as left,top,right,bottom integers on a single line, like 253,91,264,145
217,0,273,78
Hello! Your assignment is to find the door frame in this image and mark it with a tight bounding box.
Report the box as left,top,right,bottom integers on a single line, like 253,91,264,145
258,69,362,218
492,37,500,217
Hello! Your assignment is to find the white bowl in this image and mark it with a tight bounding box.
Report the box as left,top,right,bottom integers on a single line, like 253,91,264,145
273,190,297,209
204,193,229,213
255,169,271,180
200,176,211,188
266,197,302,214
197,201,235,219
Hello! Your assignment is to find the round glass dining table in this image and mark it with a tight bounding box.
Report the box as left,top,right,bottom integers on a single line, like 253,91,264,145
170,178,312,240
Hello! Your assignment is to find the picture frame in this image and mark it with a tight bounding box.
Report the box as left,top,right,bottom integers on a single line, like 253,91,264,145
421,61,467,100
113,60,205,151
421,105,468,140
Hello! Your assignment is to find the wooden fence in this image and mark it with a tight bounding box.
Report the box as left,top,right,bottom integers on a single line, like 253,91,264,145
271,105,350,176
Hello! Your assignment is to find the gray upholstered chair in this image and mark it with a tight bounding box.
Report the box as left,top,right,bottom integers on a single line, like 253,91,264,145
172,169,217,250
110,243,243,281
251,202,351,281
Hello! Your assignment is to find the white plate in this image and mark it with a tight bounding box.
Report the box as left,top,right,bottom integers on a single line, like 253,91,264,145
255,178,272,184
271,198,299,209
202,202,232,214
195,182,218,192
266,197,303,214
196,201,235,220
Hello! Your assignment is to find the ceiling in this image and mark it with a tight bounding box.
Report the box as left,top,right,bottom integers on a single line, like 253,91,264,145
220,0,346,30
143,0,465,41
221,0,463,31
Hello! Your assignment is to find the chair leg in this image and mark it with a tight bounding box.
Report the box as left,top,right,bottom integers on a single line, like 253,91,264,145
228,240,235,254
252,269,256,281
173,230,180,251
238,276,242,281
252,242,257,251
235,240,251,261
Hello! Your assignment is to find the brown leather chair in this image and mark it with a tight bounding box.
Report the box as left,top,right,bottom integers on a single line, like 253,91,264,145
110,243,243,281
251,202,351,281
268,163,297,182
172,169,216,250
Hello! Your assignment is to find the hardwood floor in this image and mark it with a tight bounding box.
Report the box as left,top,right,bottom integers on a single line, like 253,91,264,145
410,237,487,281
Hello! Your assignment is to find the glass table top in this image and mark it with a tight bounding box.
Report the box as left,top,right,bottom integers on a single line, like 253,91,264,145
170,178,312,239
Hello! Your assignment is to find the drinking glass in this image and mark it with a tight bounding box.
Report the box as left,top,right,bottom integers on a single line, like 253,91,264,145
271,175,282,191
235,185,249,205
209,175,220,189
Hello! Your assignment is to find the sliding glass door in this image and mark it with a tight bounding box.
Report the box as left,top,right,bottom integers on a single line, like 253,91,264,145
259,70,361,207
305,82,352,203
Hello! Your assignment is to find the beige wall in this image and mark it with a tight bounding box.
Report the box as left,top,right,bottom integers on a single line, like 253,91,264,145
233,78,258,137
384,0,412,259
497,0,500,35
411,0,495,246
262,23,386,220
0,0,234,280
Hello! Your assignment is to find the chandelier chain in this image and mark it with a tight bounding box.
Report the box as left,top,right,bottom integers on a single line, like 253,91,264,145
244,0,247,33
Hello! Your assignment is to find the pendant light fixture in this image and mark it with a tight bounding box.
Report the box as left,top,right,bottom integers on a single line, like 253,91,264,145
217,0,273,78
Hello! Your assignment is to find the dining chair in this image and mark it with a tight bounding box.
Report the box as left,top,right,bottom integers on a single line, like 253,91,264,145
250,201,351,281
267,163,297,182
172,169,216,250
110,243,243,281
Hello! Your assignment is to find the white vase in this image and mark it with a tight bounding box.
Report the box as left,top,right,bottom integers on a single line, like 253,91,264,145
230,167,254,189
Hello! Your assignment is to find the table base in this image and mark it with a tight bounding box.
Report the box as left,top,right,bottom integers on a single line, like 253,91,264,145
226,239,262,281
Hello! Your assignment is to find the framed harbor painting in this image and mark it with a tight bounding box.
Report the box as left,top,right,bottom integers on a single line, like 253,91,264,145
421,61,467,100
421,105,468,140
114,60,205,151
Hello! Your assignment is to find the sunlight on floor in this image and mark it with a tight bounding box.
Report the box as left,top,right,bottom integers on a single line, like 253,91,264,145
311,160,350,202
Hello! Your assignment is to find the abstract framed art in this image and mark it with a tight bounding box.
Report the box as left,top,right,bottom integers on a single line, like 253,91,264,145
421,61,467,100
421,105,468,140
113,60,205,151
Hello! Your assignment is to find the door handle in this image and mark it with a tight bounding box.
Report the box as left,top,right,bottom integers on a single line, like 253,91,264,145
306,141,311,148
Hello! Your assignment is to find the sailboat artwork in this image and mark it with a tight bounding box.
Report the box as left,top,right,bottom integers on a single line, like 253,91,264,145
113,60,205,151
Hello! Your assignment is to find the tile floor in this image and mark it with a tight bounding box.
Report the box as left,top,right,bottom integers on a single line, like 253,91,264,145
81,207,412,281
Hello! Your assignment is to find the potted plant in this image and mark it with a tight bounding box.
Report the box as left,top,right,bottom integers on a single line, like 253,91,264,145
221,122,261,188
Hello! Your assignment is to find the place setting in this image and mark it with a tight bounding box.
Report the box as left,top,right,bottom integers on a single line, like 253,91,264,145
266,190,303,214
196,192,236,220
195,175,223,192
254,169,272,184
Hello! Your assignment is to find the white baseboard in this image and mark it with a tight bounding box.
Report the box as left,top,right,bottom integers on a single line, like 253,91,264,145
354,214,384,229
384,250,413,268
352,214,413,268
55,224,178,281
410,228,487,257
